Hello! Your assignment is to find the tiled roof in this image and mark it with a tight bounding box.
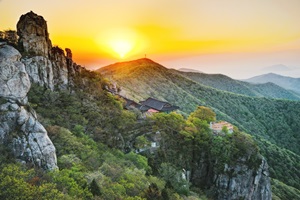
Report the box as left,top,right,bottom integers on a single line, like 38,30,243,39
140,97,179,111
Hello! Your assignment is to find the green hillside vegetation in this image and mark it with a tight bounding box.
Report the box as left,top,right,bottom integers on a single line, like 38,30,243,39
0,71,215,199
98,58,300,195
7,71,221,200
170,70,300,100
1,56,299,198
98,58,300,155
2,77,265,199
271,179,300,200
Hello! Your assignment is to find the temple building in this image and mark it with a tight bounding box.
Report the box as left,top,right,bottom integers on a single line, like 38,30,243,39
139,97,179,113
210,121,234,134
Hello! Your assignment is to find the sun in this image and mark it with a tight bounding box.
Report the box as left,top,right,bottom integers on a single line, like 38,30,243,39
110,39,133,58
96,28,144,59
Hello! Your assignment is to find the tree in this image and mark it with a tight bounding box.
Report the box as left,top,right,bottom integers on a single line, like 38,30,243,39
90,179,101,196
222,126,229,134
135,135,150,149
145,183,162,200
188,106,216,123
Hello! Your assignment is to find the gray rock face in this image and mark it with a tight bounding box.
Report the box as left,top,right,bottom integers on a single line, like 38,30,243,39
51,49,69,88
0,43,30,100
0,44,57,170
22,56,54,90
190,153,271,200
213,158,271,200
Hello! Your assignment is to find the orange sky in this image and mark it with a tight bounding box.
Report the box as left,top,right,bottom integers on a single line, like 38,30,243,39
1,0,300,78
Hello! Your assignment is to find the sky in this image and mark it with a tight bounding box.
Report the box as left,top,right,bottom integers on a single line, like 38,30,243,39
1,0,300,79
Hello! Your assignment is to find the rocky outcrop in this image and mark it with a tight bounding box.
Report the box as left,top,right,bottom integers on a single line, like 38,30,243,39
0,43,57,170
17,11,52,57
17,11,83,90
213,158,271,200
191,155,271,200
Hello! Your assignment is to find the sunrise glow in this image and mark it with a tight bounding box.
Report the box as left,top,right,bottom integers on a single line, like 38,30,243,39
1,0,300,78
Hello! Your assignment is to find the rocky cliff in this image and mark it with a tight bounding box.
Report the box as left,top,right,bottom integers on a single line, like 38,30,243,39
189,153,271,200
187,146,271,200
214,158,271,199
0,42,57,170
0,11,90,170
17,11,82,90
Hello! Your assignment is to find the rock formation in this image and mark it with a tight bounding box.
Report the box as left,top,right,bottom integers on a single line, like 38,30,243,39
0,11,89,170
17,11,52,57
213,158,271,199
0,42,57,170
17,11,82,90
191,155,271,200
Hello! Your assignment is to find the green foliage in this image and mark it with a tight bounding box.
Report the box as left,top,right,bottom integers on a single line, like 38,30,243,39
145,183,162,200
222,126,229,134
159,163,190,195
188,106,216,123
89,179,101,196
257,138,300,190
135,135,150,149
0,164,65,200
45,123,190,199
28,83,137,149
124,152,151,172
148,107,261,197
22,63,270,199
49,169,93,199
271,178,300,200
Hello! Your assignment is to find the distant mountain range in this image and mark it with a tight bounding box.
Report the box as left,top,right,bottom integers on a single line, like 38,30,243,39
172,70,300,100
244,73,300,95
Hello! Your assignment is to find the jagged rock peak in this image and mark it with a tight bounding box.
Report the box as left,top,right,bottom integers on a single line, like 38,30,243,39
65,48,72,60
17,11,52,57
16,11,84,90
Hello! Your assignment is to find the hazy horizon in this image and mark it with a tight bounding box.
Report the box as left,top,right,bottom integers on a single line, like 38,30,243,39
1,0,300,79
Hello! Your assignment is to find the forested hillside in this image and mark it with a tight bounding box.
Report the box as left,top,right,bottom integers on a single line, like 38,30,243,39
98,58,300,197
1,71,211,199
9,75,268,199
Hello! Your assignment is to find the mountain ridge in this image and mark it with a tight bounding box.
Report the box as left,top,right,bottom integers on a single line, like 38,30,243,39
172,70,300,100
244,72,300,94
